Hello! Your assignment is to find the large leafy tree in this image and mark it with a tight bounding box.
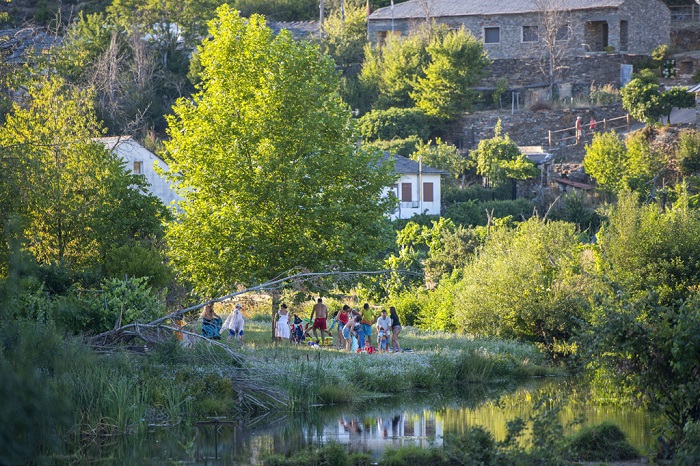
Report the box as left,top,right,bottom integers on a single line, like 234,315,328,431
164,6,396,295
0,77,169,279
583,131,627,193
411,27,490,119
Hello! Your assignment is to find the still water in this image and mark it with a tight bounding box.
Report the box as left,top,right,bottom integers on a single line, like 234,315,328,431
90,378,651,464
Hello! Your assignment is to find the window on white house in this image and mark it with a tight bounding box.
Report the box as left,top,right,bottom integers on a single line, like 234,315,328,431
522,25,538,42
484,27,500,44
401,183,412,202
133,161,143,174
423,182,434,202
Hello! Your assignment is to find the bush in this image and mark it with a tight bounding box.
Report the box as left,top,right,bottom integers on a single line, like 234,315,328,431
358,107,431,142
444,426,498,465
442,184,512,206
444,198,535,227
365,136,422,157
564,422,639,462
380,445,447,466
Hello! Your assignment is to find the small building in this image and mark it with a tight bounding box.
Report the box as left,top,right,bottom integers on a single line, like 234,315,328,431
95,136,181,207
520,146,555,186
384,154,447,220
368,0,670,58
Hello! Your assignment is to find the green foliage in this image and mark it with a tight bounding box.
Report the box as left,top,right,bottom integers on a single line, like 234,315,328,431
588,82,620,105
319,6,368,72
662,86,695,124
443,426,498,465
360,26,488,118
0,77,168,281
651,44,670,63
624,129,665,197
583,131,627,193
361,32,430,109
564,422,639,462
442,184,512,206
358,107,431,141
165,7,396,295
409,138,470,186
444,198,535,228
411,27,490,120
365,135,422,157
380,445,448,466
454,218,595,352
583,292,700,441
423,224,481,283
548,193,601,234
471,119,538,187
230,0,317,21
676,130,700,177
621,76,667,124
595,192,700,304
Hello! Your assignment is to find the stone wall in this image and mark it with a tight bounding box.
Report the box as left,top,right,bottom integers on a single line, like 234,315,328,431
483,53,648,91
454,104,627,156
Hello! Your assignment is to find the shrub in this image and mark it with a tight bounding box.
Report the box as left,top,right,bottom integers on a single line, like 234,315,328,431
366,136,422,157
444,198,535,227
442,185,511,206
380,445,447,466
358,107,431,142
443,426,498,465
564,422,639,462
589,82,620,105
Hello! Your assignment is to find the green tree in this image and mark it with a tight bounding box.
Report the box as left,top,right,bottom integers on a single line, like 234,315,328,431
411,27,490,119
661,86,695,124
0,77,169,279
624,129,665,197
360,31,430,109
410,138,470,187
320,5,368,73
583,131,627,193
454,218,595,352
470,119,538,188
164,6,396,295
621,77,666,125
676,130,700,177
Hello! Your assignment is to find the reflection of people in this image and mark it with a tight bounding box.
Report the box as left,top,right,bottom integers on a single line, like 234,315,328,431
201,302,221,339
575,116,584,143
275,303,291,342
222,303,245,344
309,298,328,345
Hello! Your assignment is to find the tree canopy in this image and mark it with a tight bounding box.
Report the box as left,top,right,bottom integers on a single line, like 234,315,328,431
164,6,397,295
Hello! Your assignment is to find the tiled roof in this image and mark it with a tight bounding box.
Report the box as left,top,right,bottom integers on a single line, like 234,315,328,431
267,21,321,39
369,0,625,20
384,153,448,175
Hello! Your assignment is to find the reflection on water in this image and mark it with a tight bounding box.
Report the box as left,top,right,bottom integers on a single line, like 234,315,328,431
90,378,651,464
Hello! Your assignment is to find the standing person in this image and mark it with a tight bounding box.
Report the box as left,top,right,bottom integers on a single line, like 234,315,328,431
337,305,350,349
353,315,364,350
360,303,374,347
222,303,245,344
200,302,222,340
376,309,392,353
309,297,328,345
589,115,597,133
342,316,354,352
275,303,291,343
389,306,402,352
575,116,584,144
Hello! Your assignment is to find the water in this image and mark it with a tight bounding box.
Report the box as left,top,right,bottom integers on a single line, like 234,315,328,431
87,378,651,464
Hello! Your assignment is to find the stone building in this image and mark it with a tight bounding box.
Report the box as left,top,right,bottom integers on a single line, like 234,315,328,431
368,0,670,58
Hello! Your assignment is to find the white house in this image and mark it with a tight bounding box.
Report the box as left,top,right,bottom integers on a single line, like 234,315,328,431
94,136,181,207
385,154,447,220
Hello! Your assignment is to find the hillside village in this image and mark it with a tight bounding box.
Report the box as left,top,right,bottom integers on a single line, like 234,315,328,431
4,0,700,464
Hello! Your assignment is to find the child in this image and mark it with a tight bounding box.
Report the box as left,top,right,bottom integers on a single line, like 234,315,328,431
342,317,354,352
376,309,392,353
353,315,364,350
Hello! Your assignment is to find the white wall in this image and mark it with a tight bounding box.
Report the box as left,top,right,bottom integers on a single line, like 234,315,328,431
105,139,182,207
385,173,442,220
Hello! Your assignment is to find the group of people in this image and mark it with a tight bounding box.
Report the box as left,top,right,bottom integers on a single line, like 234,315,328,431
274,298,403,353
575,115,598,143
197,298,404,354
199,302,245,343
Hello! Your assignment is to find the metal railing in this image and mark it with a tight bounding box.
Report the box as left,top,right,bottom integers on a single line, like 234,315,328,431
548,114,632,148
669,6,700,22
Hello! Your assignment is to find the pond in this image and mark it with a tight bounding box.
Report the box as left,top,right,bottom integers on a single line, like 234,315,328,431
87,378,651,464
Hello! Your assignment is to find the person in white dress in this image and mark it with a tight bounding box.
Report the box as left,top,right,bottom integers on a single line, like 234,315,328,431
222,303,245,344
275,303,291,342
